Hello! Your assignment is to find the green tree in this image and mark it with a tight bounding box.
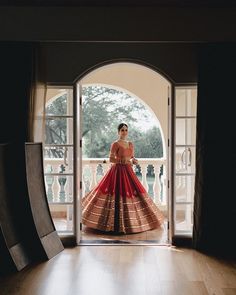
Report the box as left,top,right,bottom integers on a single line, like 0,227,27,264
82,85,148,157
45,85,164,159
131,127,163,158
45,94,67,158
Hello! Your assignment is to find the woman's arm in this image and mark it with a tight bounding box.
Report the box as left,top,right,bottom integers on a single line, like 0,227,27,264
109,142,120,163
130,142,138,165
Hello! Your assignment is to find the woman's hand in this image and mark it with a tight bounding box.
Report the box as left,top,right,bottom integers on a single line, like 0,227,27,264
132,158,138,165
121,158,138,165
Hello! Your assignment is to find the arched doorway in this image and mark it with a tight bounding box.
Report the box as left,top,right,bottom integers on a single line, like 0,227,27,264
76,62,171,244
36,61,197,245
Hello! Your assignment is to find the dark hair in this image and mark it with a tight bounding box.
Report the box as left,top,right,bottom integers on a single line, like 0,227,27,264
117,123,128,131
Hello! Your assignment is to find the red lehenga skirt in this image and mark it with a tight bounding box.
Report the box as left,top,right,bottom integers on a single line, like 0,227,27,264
82,163,164,234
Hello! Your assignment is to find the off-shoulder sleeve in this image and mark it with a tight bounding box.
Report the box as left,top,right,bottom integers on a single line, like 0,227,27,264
109,142,118,157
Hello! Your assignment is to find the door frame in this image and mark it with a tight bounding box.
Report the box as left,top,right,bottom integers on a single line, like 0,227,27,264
74,60,174,245
45,72,198,245
171,83,198,245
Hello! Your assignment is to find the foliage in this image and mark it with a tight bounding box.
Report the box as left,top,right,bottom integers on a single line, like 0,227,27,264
45,94,67,146
82,85,147,157
128,126,163,158
46,94,67,116
45,85,163,159
82,85,163,158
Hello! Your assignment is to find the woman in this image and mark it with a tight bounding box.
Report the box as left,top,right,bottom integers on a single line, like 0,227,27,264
82,123,164,234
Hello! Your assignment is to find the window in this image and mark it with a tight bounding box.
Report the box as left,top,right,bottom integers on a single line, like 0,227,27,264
174,87,197,235
43,87,74,235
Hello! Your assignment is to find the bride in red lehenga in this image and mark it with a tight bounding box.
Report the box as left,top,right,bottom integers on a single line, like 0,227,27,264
82,123,164,234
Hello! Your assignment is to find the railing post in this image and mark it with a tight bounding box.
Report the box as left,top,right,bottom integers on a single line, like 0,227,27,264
44,158,167,208
153,162,162,205
140,163,149,192
58,177,66,203
45,165,54,202
52,176,60,202
45,174,54,202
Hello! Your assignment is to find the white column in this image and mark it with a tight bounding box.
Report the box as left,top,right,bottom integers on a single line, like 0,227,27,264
140,163,149,192
153,163,162,205
52,176,60,202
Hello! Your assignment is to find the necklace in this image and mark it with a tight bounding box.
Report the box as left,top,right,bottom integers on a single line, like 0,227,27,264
119,138,128,142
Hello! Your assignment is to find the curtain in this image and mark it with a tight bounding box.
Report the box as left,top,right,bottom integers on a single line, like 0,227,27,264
0,42,47,144
193,43,236,258
27,44,47,144
29,82,47,143
0,42,49,263
0,42,35,144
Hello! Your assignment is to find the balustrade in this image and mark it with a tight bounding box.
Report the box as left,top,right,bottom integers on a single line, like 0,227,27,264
44,158,167,208
44,155,194,232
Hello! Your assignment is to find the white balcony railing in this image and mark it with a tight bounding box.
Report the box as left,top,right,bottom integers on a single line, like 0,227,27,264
44,158,167,208
45,156,194,233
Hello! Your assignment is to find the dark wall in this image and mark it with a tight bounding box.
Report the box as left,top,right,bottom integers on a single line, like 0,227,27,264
0,43,50,267
40,42,198,84
0,6,236,42
0,43,33,144
193,43,236,257
0,3,235,258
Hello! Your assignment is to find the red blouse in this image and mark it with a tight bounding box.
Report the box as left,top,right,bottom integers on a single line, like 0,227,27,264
109,141,134,161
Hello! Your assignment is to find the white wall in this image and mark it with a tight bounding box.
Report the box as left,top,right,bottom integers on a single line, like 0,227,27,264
80,62,171,158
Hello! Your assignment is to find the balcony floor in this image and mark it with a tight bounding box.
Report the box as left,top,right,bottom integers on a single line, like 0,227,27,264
81,219,168,245
53,218,168,244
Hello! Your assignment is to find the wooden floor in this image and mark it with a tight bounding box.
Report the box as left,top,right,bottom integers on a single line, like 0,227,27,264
1,246,236,295
81,220,168,244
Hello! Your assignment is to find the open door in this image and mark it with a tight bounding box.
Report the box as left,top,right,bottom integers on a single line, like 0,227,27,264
41,86,74,238
173,86,197,238
75,83,82,244
76,63,171,244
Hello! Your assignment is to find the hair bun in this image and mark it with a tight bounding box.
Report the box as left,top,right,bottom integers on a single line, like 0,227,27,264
118,123,128,131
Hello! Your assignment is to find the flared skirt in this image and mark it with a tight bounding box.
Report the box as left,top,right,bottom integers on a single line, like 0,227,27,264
82,163,164,234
